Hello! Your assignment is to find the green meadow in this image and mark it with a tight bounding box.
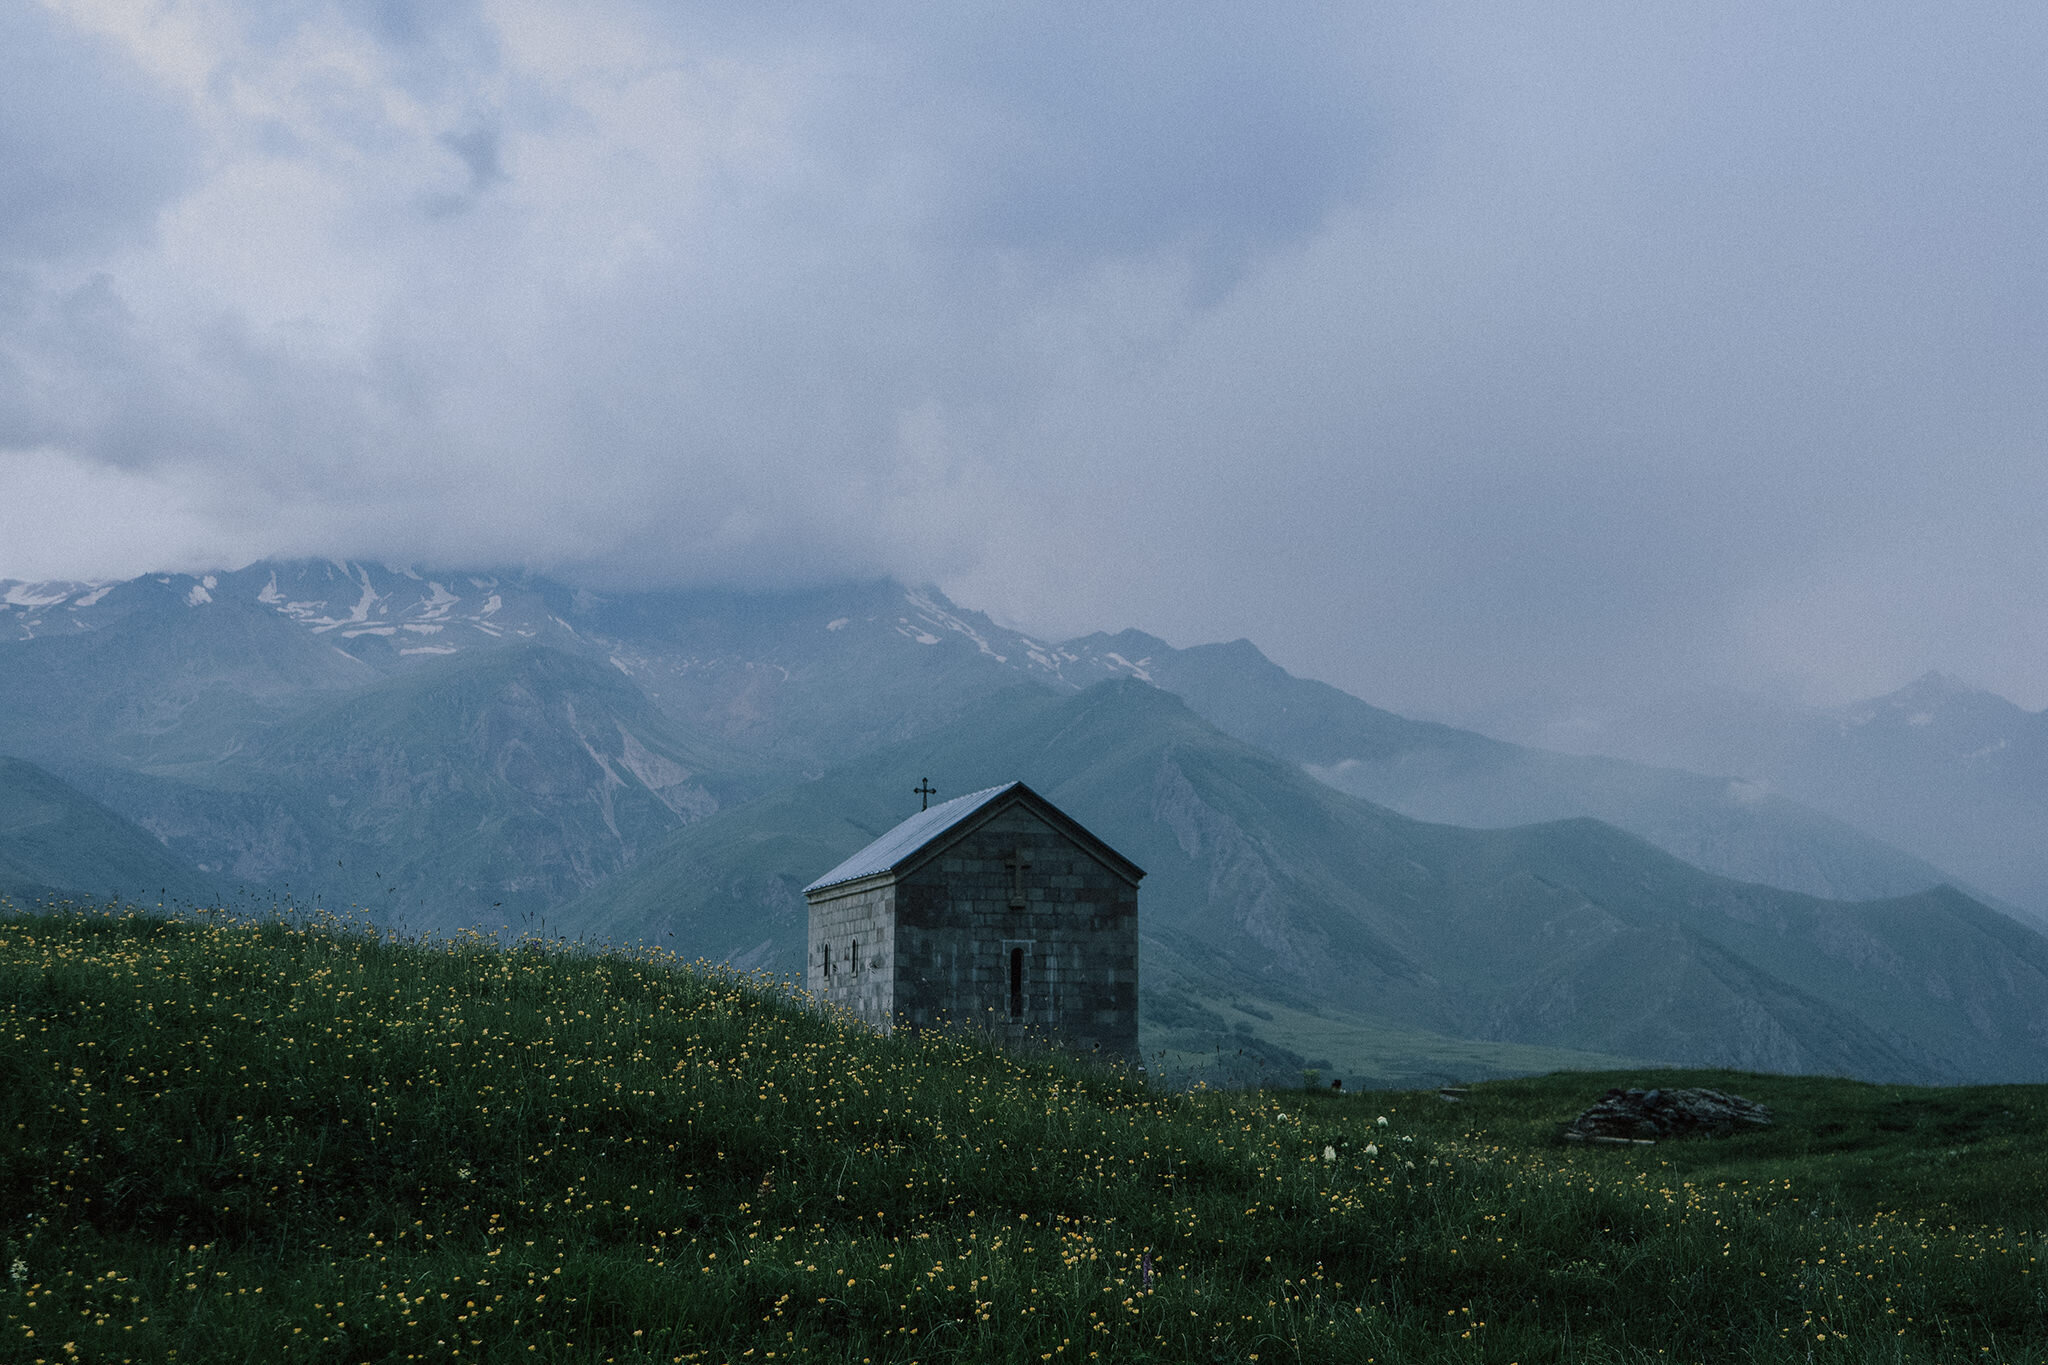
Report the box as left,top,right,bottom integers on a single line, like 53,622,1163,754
3,904,2045,1364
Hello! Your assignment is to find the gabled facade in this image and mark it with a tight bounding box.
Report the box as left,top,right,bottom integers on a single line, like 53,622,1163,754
802,782,1142,1059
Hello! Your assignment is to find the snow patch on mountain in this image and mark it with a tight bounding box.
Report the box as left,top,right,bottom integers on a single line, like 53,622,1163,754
615,725,717,820
904,588,1012,661
1102,652,1154,682
421,582,460,618
0,579,121,638
3,582,76,609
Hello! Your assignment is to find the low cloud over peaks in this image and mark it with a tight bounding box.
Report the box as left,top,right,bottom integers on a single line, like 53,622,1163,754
4,2,2047,718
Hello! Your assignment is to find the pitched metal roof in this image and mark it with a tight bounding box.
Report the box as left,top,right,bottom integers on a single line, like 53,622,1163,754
803,783,1020,894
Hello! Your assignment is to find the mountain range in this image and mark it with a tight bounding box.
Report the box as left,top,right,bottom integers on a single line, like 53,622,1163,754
566,679,2048,1084
0,562,1986,905
4,559,2046,1084
1493,674,2048,920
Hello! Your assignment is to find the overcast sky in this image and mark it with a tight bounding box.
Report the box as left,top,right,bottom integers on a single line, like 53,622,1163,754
3,1,2046,723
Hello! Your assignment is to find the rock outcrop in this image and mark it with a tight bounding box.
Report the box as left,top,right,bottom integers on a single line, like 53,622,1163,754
1565,1087,1773,1144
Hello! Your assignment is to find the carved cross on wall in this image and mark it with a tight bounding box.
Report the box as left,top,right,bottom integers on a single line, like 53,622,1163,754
1005,848,1032,908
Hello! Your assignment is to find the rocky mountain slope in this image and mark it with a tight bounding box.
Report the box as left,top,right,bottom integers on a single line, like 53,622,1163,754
569,681,2048,1084
0,562,1978,916
56,644,758,927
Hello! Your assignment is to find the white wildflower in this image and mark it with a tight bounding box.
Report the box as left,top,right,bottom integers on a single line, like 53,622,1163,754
1363,1143,1378,1158
1376,1115,1389,1128
1322,1145,1337,1163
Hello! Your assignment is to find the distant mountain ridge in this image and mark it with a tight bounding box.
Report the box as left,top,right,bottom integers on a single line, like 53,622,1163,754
1498,672,2048,920
0,561,1978,911
5,559,2044,1084
1797,674,2048,913
0,563,1069,771
1039,628,1968,909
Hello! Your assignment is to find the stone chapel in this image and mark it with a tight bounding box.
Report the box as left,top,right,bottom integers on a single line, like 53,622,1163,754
802,782,1142,1059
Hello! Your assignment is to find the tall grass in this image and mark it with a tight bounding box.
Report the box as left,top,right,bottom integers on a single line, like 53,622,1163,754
2,902,2044,1363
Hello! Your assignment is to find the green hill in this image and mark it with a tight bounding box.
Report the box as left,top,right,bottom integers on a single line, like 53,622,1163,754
567,680,2048,1084
3,907,2044,1363
0,756,223,905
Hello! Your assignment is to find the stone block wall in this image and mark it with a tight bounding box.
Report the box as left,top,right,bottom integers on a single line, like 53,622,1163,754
806,880,897,1032
892,805,1139,1059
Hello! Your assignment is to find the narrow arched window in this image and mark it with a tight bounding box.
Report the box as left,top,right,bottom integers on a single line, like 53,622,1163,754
851,939,860,975
822,942,833,978
1009,946,1024,1020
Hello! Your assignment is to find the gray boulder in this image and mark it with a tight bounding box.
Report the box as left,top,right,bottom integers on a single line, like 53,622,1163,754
1566,1087,1773,1143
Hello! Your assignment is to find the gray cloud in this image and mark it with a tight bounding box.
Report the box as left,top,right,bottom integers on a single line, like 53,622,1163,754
3,1,2046,722
0,5,197,263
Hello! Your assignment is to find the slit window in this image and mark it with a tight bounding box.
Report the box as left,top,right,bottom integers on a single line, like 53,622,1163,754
851,939,859,975
1009,946,1025,1020
822,942,833,978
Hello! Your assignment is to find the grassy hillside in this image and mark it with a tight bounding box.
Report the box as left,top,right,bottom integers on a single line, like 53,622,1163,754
0,756,225,905
4,907,2046,1363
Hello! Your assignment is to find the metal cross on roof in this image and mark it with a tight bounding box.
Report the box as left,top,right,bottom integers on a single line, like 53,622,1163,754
913,777,937,811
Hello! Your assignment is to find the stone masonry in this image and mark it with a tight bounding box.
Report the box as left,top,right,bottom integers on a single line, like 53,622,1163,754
803,783,1141,1060
805,880,897,1027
